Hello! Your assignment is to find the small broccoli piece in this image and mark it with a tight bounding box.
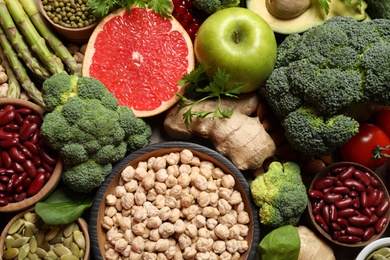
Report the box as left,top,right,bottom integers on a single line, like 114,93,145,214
125,118,152,152
62,160,112,193
61,96,84,125
61,143,89,167
101,92,119,110
42,72,79,111
250,161,308,227
92,142,127,165
77,76,108,100
193,0,240,14
265,16,390,156
41,108,74,150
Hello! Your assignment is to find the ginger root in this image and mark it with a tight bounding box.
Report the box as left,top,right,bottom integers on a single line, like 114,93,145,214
163,94,276,170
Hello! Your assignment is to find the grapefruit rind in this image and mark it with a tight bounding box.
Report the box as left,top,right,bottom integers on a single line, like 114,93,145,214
82,7,195,118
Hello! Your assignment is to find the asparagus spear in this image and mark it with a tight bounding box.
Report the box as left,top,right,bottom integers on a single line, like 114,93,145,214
0,26,46,108
3,0,64,75
19,0,82,76
0,0,50,81
0,47,21,98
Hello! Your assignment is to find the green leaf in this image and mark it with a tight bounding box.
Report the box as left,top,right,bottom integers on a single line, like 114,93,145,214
35,187,94,225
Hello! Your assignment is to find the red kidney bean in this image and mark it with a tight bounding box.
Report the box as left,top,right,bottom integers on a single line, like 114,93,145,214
349,190,358,197
363,227,375,241
0,105,16,125
28,129,39,144
344,179,365,192
369,214,379,225
13,112,24,125
361,207,373,217
309,190,324,199
32,156,41,167
19,122,38,142
14,184,24,194
0,182,5,192
13,172,28,188
366,190,379,208
0,197,8,206
13,192,27,202
335,180,344,187
337,235,362,244
333,231,341,240
331,186,350,194
375,216,388,233
0,168,14,175
376,199,390,217
39,147,57,165
0,175,9,183
27,172,45,196
0,138,18,149
331,222,341,231
23,141,38,155
331,166,347,174
17,143,33,159
9,146,26,163
353,169,371,187
44,172,51,181
322,205,331,225
41,161,54,173
314,177,335,190
12,162,24,173
6,174,17,193
364,171,381,188
353,196,360,209
25,115,42,126
2,151,12,169
324,193,343,203
348,215,370,227
313,199,325,214
360,191,368,207
373,191,384,207
315,214,329,232
346,226,364,236
23,160,37,178
0,129,14,140
335,197,354,209
3,123,20,132
338,166,354,181
338,208,358,218
330,204,338,222
15,107,32,116
337,218,352,228
22,177,32,190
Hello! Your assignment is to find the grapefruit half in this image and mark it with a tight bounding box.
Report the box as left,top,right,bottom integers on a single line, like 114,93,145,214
82,7,194,118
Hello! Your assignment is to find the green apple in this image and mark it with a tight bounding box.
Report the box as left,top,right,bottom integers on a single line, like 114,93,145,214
194,7,277,93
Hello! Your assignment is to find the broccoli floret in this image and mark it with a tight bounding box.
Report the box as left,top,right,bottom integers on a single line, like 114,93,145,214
77,76,108,100
42,72,79,111
41,74,152,193
61,160,112,193
250,161,308,227
193,0,240,14
61,143,89,167
265,16,390,156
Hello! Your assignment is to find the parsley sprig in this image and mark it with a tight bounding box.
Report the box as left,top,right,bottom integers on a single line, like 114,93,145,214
88,0,173,19
318,0,363,14
176,63,244,128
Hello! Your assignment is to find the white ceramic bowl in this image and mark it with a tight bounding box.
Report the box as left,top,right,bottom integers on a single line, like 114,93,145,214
356,237,390,260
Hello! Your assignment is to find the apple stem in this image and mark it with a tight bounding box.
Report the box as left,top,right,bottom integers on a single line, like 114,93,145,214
234,31,240,44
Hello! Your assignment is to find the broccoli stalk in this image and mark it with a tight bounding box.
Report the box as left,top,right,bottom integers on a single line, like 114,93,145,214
41,72,152,193
193,0,241,14
250,161,308,227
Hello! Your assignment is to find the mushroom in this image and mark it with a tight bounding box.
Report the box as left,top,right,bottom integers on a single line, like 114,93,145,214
266,0,311,19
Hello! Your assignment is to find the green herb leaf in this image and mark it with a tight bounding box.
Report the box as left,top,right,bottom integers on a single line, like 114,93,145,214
317,0,363,14
176,63,244,128
35,187,94,225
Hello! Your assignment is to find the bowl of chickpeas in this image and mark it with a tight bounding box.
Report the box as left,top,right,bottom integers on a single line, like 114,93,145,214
89,141,260,259
37,0,98,43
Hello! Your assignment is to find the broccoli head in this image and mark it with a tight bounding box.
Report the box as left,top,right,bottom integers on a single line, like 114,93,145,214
265,16,390,156
250,161,308,227
41,73,152,193
193,0,240,14
61,159,112,193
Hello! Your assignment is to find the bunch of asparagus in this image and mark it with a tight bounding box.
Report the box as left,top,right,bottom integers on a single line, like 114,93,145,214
0,0,82,108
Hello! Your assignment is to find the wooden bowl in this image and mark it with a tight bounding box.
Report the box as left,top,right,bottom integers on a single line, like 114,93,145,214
89,141,260,259
307,162,390,248
37,0,97,43
0,98,62,213
0,207,90,259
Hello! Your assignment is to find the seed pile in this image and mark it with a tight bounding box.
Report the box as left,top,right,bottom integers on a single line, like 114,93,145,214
102,149,251,259
2,211,87,260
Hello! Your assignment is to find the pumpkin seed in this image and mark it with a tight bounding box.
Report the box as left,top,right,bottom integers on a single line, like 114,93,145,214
60,254,79,260
24,222,36,237
27,252,40,260
45,227,60,241
3,248,19,259
69,242,80,258
5,235,15,249
73,231,85,250
53,244,72,256
17,243,30,259
35,247,49,258
63,223,75,238
8,219,25,234
29,235,38,253
11,236,30,248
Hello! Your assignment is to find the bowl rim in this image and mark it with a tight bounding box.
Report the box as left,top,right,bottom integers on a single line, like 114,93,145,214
0,98,63,213
356,237,390,260
307,161,390,248
89,141,260,259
